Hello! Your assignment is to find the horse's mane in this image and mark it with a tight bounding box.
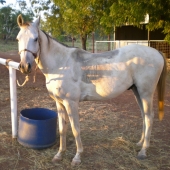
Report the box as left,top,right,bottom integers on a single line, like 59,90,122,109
41,30,75,48
21,22,30,27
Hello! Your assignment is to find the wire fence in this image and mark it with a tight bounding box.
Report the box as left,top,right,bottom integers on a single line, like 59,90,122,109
150,41,170,58
95,40,170,58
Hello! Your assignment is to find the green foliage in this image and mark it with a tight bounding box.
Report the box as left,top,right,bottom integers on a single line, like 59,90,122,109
29,0,170,47
109,0,170,41
0,6,33,43
0,0,5,4
30,0,107,49
30,0,61,37
0,6,19,41
99,0,116,35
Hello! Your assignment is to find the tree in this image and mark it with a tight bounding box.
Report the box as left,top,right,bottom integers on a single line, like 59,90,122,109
0,0,5,4
30,0,170,49
30,0,61,37
99,0,116,50
31,0,104,50
54,0,95,50
0,6,33,43
17,0,28,11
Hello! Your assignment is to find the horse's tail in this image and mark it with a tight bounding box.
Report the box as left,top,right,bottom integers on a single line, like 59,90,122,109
157,52,167,121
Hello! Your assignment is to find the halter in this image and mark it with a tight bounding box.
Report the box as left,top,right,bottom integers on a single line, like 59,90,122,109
18,49,39,58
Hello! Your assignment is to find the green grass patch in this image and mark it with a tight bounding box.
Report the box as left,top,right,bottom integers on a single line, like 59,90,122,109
0,40,18,52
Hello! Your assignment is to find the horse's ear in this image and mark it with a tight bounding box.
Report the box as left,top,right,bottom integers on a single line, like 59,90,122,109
33,16,40,27
17,14,24,27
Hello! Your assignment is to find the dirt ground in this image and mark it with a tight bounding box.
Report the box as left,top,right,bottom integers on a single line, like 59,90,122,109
0,51,170,170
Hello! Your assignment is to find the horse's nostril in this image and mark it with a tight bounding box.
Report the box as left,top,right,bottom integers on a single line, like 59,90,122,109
26,63,31,73
27,63,31,69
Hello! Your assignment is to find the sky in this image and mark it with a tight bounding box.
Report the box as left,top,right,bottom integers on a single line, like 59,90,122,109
0,0,40,21
0,0,49,21
0,0,31,9
0,0,50,21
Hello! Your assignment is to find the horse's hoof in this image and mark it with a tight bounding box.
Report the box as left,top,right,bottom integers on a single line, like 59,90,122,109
137,154,146,160
136,141,143,146
71,159,81,166
52,155,62,163
136,142,143,146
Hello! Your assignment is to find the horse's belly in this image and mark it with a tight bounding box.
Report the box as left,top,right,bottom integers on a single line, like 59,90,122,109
80,76,132,101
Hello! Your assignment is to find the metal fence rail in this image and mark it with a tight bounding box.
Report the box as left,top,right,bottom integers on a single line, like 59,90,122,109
0,58,20,138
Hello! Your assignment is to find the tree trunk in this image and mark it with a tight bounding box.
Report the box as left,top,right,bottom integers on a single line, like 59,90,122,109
81,34,87,50
4,35,8,44
92,32,94,53
72,37,74,47
108,34,110,51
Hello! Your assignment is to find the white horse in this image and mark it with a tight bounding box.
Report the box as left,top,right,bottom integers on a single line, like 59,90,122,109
16,15,167,166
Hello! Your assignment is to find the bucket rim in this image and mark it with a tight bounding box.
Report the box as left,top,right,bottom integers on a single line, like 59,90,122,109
20,107,57,121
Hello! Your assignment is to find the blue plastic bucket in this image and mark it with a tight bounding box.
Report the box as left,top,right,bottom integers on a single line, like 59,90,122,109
18,108,57,149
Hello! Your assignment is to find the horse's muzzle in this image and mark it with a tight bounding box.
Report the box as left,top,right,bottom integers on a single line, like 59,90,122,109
19,62,32,74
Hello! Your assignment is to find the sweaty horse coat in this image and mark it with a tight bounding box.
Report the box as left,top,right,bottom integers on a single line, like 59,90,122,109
17,15,167,166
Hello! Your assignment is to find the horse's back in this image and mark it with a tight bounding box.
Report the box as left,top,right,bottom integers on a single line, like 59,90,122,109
119,44,163,62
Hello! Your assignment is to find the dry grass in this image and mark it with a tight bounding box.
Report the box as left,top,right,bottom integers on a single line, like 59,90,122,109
0,59,170,170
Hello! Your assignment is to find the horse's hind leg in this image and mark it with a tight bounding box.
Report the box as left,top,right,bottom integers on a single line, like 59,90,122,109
136,92,154,159
132,85,145,146
52,101,69,162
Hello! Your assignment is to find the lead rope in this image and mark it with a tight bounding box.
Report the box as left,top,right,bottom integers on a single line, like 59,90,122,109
17,64,38,86
17,62,39,86
33,65,38,83
17,75,30,86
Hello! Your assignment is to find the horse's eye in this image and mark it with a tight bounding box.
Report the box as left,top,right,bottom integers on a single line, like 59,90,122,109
34,38,38,42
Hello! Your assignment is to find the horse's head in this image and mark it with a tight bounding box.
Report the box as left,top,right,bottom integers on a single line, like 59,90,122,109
17,15,40,74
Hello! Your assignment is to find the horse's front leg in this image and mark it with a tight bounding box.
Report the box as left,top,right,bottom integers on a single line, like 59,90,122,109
52,101,69,162
63,99,83,166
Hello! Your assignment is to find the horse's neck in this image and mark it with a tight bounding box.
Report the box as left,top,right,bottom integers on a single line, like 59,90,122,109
35,30,73,77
